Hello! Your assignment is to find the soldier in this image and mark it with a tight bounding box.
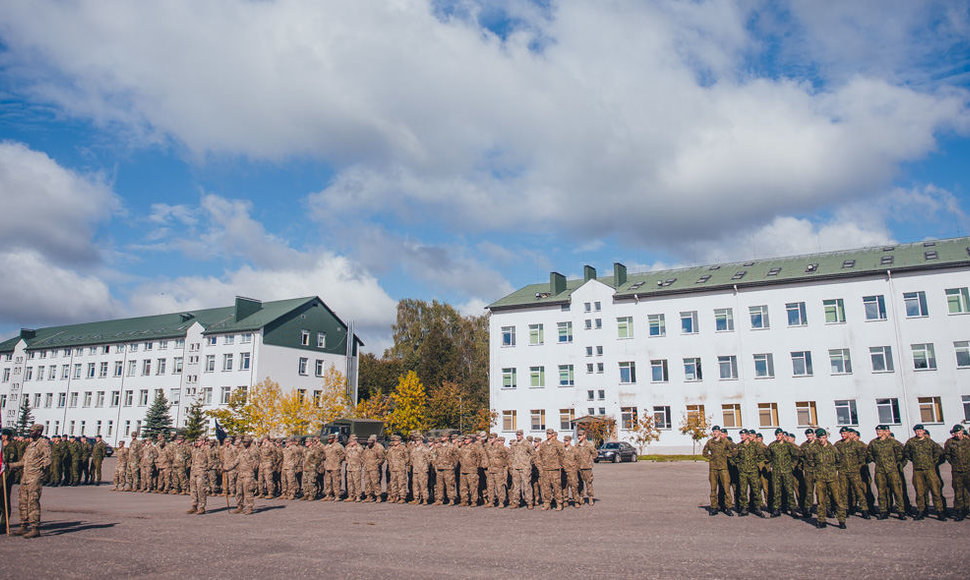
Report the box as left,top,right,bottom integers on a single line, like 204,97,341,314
171,436,191,495
187,438,212,514
7,425,51,537
386,435,410,503
476,432,490,505
1,428,16,529
48,435,64,486
280,437,301,499
300,437,322,500
206,439,222,495
257,437,276,498
90,435,107,485
344,434,364,502
127,433,143,492
457,434,483,506
767,427,800,517
835,427,870,518
508,431,535,509
112,441,128,491
575,430,597,507
866,424,907,519
486,436,510,508
323,433,345,501
732,429,766,517
562,435,581,508
702,426,735,516
80,435,93,484
410,435,432,505
140,438,159,492
944,424,969,521
536,428,565,510
223,435,258,514
67,436,82,486
754,432,770,507
903,424,946,521
812,429,847,529
797,428,817,518
156,437,172,493
433,434,459,505
222,437,239,500
362,434,386,502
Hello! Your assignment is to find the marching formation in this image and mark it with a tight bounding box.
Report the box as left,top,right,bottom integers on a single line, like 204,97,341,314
111,428,598,515
703,422,970,529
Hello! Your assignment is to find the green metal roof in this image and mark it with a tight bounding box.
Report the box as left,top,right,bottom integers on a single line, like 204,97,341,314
488,236,970,310
0,296,330,352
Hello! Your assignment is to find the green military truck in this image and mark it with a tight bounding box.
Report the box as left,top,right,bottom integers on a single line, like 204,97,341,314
320,419,385,445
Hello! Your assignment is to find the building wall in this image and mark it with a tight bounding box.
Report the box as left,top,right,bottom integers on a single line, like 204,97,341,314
489,268,970,453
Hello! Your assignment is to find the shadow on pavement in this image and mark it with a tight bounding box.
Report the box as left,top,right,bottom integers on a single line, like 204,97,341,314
41,520,119,536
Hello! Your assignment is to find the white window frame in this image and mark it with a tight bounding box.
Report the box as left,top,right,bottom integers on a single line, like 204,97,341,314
714,308,734,332
749,305,769,329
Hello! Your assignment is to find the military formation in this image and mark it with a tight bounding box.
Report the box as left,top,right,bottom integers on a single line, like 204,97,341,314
108,428,597,515
703,422,970,529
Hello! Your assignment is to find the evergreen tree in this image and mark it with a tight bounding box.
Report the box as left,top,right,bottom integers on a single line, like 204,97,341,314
15,396,34,436
182,398,207,440
142,391,173,439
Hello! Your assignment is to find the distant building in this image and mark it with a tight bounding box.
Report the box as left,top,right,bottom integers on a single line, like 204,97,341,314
0,296,361,445
488,237,970,452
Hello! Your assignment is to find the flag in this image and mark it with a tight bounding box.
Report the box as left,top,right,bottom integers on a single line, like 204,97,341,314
214,419,227,444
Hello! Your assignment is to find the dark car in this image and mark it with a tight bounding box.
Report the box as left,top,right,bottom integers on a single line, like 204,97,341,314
595,441,638,463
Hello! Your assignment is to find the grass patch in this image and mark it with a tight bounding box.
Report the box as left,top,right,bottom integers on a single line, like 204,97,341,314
638,454,707,462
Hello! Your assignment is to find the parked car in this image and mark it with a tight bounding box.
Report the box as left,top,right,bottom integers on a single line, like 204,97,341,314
595,441,638,463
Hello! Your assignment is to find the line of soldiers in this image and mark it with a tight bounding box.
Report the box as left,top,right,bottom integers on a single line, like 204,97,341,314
1,433,108,488
703,422,970,529
112,427,599,514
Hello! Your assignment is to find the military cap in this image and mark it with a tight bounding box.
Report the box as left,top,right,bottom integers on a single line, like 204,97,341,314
515,429,524,435
242,435,254,443
913,423,925,431
876,424,888,431
951,424,965,434
526,436,534,441
464,434,474,440
563,435,572,441
327,433,336,440
478,431,486,437
367,434,377,441
393,435,404,441
0,428,12,437
545,428,555,434
711,425,722,432
29,423,44,433
577,429,586,436
774,428,783,435
349,434,358,439
755,433,764,439
815,428,827,437
804,428,815,435
739,429,748,435
839,426,848,433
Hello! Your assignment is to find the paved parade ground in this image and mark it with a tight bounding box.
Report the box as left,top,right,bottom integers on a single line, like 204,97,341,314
2,459,967,579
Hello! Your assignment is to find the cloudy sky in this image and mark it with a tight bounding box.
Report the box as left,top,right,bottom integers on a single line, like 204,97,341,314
1,0,968,353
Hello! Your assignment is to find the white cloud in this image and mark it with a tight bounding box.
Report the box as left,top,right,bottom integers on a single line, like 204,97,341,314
1,2,966,250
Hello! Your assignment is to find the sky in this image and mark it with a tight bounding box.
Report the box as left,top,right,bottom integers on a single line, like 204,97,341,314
0,0,969,355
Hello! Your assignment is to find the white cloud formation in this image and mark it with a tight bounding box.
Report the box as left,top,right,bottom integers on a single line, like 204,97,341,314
1,1,966,251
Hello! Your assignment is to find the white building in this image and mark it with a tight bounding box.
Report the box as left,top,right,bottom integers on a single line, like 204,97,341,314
488,237,970,453
0,296,361,445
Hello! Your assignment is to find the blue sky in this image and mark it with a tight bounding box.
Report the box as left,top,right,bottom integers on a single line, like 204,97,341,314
0,1,968,354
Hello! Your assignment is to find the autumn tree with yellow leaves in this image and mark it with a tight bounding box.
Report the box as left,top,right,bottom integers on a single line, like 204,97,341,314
385,370,428,436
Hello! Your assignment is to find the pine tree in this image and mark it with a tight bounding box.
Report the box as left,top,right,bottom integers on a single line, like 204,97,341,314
182,398,207,440
15,396,34,436
142,391,173,439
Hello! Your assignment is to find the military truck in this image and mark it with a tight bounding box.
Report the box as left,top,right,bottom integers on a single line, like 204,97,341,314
320,419,385,445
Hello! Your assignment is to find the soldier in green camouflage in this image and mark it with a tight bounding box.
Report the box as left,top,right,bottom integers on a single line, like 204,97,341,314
867,425,906,519
767,428,800,517
797,428,817,518
835,427,870,518
91,435,107,485
903,424,946,521
731,429,766,517
943,424,969,521
48,435,64,486
702,426,735,516
812,429,846,529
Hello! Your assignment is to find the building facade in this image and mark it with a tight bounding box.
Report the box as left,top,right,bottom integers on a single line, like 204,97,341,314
0,296,361,445
488,237,970,453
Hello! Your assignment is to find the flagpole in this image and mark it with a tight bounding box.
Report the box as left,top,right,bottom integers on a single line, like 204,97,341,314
2,471,10,536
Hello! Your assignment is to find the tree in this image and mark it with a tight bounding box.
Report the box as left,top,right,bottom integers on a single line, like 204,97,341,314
278,389,315,437
312,364,354,428
385,371,428,436
244,378,283,438
427,380,462,430
142,391,173,439
353,394,390,420
469,407,498,434
182,399,208,440
576,416,616,448
206,387,251,436
679,411,712,456
358,352,403,399
15,396,34,436
630,413,662,454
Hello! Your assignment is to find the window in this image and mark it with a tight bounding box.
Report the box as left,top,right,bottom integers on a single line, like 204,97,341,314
155,359,166,375
721,403,742,428
123,390,133,407
502,368,517,389
138,390,149,406
963,395,970,422
158,341,168,350
174,357,183,373
903,291,928,317
796,401,818,426
300,330,310,346
946,287,970,314
111,391,120,407
617,316,634,339
828,349,852,375
502,410,517,431
586,363,594,374
558,365,574,387
502,326,516,347
88,363,97,378
584,302,591,313
835,400,858,425
57,392,66,407
648,314,665,337
202,387,213,405
48,366,56,380
717,356,738,380
791,351,813,376
748,305,769,329
686,404,706,424
870,346,894,372
650,359,669,382
620,407,638,430
222,354,234,372
876,398,901,424
63,364,71,379
204,355,215,373
863,295,887,321
144,342,153,351
918,396,944,423
680,311,698,334
99,362,108,378
758,403,779,427
69,392,79,407
315,359,325,377
315,332,326,348
83,392,92,407
207,336,217,346
221,386,232,405
587,390,595,401
561,304,570,312
654,406,672,430
912,343,937,370
530,409,546,431
560,408,576,430
714,308,734,332
114,361,123,377
529,324,544,345
823,299,846,324
786,302,807,326
95,391,105,407
44,393,53,408
597,389,606,401
956,341,970,368
529,366,545,388
683,358,702,381
753,353,774,378
557,322,573,343
298,357,308,375
619,361,636,384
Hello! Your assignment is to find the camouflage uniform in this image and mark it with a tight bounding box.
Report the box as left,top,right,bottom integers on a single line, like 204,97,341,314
80,437,92,484
433,439,459,505
536,431,565,510
188,442,211,514
732,439,766,513
155,441,171,493
903,433,945,518
68,438,82,485
576,437,597,504
126,437,143,491
362,438,386,502
561,439,581,507
48,437,64,486
301,440,323,500
171,440,191,494
1,432,19,527
91,438,107,485
386,436,410,503
702,436,735,511
797,436,817,513
226,438,259,514
458,438,483,506
509,435,535,508
813,439,847,526
408,440,432,504
323,439,345,500
835,436,869,514
943,428,970,519
767,436,799,513
344,438,364,501
140,441,158,492
112,443,129,490
221,441,239,499
258,439,277,497
9,427,52,537
281,440,304,499
867,435,906,517
207,441,222,494
486,439,510,507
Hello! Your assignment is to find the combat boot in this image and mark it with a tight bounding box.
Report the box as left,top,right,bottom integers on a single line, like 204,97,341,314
815,520,826,529
186,508,197,514
752,508,765,518
876,512,888,520
556,503,564,511
707,507,717,516
860,510,871,520
954,509,966,522
11,525,28,536
913,511,925,521
770,509,781,518
837,522,846,530
23,527,41,539
722,508,734,517
938,512,948,522
232,507,243,514
737,509,748,517
196,509,205,515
